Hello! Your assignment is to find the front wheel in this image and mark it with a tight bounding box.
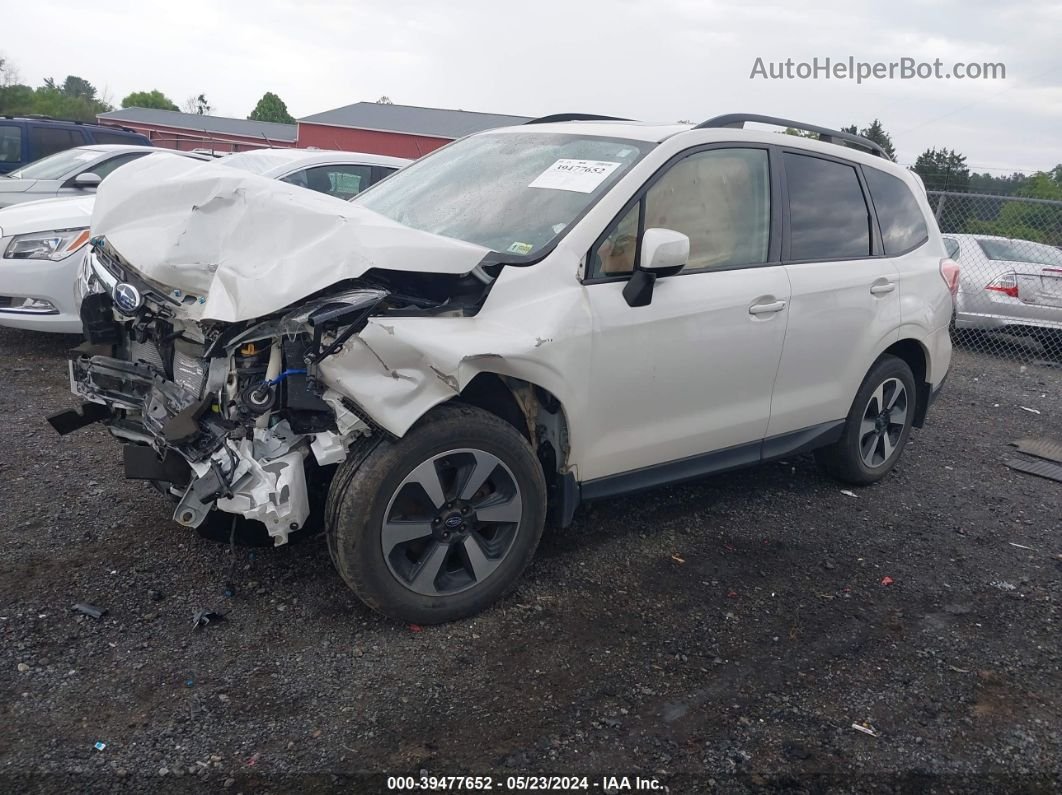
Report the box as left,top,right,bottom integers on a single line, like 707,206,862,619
326,404,546,624
815,355,916,485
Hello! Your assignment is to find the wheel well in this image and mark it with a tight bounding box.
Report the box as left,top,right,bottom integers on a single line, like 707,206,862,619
457,373,577,527
459,373,531,442
883,338,930,427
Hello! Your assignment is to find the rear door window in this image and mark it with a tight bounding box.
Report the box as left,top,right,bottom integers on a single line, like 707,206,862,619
30,126,86,158
784,152,871,261
283,164,374,199
943,237,959,259
864,167,929,254
0,124,22,163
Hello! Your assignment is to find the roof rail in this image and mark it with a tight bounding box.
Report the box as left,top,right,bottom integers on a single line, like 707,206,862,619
2,114,135,132
695,113,889,159
525,113,633,125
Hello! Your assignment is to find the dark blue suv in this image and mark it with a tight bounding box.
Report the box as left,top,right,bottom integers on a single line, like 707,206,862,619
0,116,151,174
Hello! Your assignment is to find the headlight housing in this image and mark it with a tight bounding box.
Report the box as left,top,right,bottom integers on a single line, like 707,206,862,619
74,249,106,305
4,228,91,261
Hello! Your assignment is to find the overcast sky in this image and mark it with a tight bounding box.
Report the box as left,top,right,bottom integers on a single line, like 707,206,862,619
3,0,1060,172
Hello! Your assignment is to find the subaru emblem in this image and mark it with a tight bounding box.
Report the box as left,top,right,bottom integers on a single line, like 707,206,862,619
444,515,463,529
113,282,143,314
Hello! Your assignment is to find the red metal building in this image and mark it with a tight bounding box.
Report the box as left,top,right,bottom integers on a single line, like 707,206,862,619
98,103,528,158
96,108,297,153
295,102,529,158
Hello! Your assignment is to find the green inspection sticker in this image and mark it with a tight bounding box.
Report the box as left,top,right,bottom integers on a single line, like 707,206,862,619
507,242,534,255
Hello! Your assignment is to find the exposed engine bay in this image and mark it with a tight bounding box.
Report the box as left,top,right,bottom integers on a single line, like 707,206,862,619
54,239,491,545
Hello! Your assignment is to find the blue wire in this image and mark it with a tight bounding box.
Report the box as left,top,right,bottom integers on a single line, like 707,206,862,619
266,368,307,386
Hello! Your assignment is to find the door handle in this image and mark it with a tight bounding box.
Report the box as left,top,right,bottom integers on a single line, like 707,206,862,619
870,281,896,295
748,300,787,315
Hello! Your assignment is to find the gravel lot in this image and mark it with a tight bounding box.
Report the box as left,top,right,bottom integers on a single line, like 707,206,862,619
0,326,1059,794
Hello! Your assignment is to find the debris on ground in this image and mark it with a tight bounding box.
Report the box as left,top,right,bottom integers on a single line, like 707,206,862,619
991,581,1017,592
1012,437,1062,463
191,610,227,630
1005,457,1062,483
408,624,423,633
1018,406,1041,414
671,554,686,564
93,742,106,751
881,576,895,586
17,662,29,673
72,603,107,620
851,722,880,738
840,490,858,498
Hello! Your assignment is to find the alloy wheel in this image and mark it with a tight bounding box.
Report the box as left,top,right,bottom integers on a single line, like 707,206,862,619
382,448,523,596
858,377,909,468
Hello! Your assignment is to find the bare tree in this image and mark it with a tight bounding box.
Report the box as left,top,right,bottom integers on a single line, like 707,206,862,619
0,54,21,87
183,93,213,115
376,95,393,104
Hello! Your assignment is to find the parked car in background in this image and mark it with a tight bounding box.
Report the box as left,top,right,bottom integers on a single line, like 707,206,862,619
945,233,1062,338
219,148,410,199
0,148,411,333
0,116,149,175
62,114,954,624
0,145,165,209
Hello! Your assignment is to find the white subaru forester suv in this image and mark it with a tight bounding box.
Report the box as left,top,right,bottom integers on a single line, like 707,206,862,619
58,113,956,624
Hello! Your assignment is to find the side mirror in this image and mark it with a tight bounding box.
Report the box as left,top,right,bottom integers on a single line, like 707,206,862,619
622,228,690,308
641,228,690,274
73,172,102,189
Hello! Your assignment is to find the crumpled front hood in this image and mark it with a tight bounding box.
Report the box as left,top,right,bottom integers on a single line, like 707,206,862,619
0,195,95,237
91,155,491,323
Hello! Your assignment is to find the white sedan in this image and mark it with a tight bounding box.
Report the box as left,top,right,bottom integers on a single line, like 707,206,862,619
0,148,410,333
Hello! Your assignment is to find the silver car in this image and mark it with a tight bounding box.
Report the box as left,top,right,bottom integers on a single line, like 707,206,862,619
0,145,170,209
946,233,1062,337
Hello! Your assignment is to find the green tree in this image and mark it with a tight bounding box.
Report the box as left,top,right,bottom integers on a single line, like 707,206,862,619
913,148,972,232
966,172,1062,245
43,75,99,102
912,148,970,192
122,89,179,111
247,91,295,124
842,119,896,160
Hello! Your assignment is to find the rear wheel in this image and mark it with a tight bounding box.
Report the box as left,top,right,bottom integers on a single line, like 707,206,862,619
815,355,916,485
326,404,546,624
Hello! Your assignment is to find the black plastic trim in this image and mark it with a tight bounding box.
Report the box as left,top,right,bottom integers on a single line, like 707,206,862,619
696,113,888,159
47,402,110,436
525,113,633,124
579,420,845,503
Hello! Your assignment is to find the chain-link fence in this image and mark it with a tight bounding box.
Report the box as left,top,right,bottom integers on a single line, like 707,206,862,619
928,190,1062,362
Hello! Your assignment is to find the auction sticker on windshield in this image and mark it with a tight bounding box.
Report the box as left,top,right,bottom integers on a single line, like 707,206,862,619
528,159,621,193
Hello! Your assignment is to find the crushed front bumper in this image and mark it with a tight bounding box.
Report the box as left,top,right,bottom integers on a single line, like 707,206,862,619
55,350,333,544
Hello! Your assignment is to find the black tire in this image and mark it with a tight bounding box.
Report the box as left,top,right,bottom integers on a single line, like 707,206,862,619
815,355,917,486
326,403,546,624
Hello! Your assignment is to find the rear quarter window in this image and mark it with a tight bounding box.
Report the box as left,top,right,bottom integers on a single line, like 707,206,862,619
0,124,22,163
91,130,147,146
864,167,929,255
31,126,86,158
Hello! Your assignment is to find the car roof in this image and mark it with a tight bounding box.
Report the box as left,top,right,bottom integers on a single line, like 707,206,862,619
488,120,910,176
219,148,411,177
74,144,161,154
